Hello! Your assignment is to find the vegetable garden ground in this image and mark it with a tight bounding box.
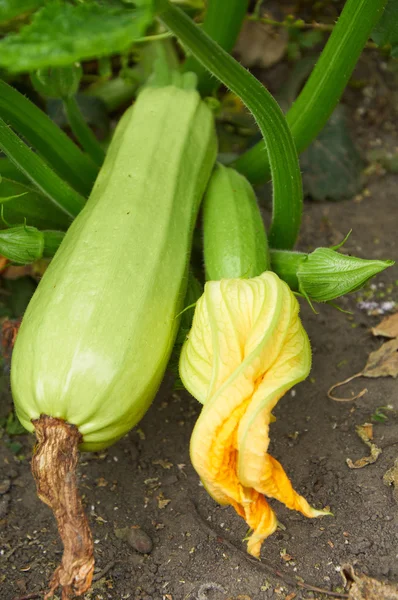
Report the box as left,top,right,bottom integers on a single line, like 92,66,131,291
1,55,398,598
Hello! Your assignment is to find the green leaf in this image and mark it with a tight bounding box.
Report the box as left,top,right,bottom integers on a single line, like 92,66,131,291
372,0,398,56
7,441,23,454
0,0,44,24
0,117,85,218
0,178,72,230
5,411,27,435
0,0,153,73
300,106,365,201
0,79,97,196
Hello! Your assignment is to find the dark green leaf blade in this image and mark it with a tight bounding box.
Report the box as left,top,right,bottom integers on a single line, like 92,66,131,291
372,0,398,55
0,0,153,72
0,80,97,196
300,106,364,202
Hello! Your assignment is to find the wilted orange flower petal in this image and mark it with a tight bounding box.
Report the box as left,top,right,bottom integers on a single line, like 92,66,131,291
180,272,330,557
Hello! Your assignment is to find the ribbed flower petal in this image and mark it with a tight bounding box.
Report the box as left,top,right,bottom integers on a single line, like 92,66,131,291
180,272,329,557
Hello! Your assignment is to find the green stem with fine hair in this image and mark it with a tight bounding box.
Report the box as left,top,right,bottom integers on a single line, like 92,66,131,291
0,118,85,219
0,80,97,196
183,0,249,96
155,0,302,250
232,0,388,184
63,96,105,167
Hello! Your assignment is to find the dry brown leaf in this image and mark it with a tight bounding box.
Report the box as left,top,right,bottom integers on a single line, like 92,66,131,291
363,338,398,378
346,424,382,469
372,311,398,338
328,338,398,401
234,20,288,68
342,565,398,599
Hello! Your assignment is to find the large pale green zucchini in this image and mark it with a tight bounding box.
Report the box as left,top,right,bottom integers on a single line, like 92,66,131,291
11,85,217,451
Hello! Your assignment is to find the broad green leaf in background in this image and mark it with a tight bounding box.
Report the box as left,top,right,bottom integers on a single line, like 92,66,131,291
0,0,154,72
300,106,365,202
0,0,44,24
372,0,398,56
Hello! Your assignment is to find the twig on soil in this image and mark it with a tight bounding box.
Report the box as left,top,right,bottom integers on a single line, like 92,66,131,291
327,372,367,402
12,594,42,600
189,498,349,598
92,559,118,582
297,582,349,598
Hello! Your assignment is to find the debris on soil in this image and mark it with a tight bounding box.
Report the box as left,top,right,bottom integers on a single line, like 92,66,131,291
346,423,382,469
0,478,11,494
383,458,398,503
342,564,398,599
357,300,396,316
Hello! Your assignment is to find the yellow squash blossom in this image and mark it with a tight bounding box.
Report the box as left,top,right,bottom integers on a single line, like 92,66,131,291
180,271,330,557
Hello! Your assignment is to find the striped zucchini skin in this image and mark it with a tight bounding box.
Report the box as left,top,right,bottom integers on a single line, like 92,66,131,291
203,163,269,281
11,85,217,451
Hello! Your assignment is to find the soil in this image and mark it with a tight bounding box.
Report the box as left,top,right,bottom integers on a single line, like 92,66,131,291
1,50,398,600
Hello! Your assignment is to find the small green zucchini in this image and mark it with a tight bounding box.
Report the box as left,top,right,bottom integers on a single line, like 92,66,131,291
10,83,217,599
203,163,269,280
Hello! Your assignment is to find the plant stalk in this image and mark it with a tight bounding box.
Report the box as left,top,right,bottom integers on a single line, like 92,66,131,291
232,0,389,184
31,415,94,600
63,96,105,167
183,0,249,96
155,0,302,249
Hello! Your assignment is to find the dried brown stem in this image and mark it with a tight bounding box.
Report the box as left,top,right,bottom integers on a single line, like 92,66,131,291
327,372,367,402
31,415,94,600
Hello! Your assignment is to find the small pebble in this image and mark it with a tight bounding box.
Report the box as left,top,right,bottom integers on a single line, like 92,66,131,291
125,526,153,554
0,494,10,518
0,479,11,495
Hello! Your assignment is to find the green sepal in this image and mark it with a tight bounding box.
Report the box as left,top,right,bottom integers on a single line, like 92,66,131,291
31,64,82,99
0,224,44,264
297,247,394,303
271,247,394,304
